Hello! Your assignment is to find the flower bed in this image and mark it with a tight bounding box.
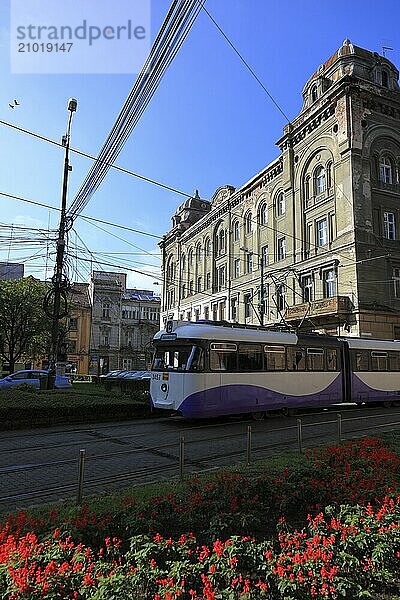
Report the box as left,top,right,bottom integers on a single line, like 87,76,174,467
1,436,400,598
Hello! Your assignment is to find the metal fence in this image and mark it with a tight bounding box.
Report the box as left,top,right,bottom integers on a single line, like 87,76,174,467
2,409,400,510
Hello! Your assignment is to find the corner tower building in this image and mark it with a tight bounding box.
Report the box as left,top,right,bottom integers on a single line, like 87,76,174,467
160,40,400,339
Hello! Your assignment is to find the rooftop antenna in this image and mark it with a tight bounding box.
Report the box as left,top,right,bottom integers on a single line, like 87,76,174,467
382,44,394,58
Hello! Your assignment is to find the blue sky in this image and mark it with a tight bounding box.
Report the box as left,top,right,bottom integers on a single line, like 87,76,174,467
1,0,399,290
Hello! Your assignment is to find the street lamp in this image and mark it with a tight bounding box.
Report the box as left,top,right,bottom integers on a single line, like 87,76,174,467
48,98,78,385
240,246,265,326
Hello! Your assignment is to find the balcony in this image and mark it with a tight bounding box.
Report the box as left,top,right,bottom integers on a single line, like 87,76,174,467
285,296,352,321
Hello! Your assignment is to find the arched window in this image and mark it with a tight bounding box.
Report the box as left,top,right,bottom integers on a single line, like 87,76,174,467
380,155,393,184
259,202,268,225
167,257,174,281
188,249,194,268
205,238,211,258
181,254,186,271
196,243,202,262
219,229,225,255
382,70,389,88
233,220,240,241
277,192,285,216
245,211,253,234
326,161,333,189
315,166,326,195
305,175,310,201
311,85,318,102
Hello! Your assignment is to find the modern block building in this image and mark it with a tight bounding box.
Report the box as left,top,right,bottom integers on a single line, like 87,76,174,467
89,271,161,374
0,262,24,280
160,40,400,339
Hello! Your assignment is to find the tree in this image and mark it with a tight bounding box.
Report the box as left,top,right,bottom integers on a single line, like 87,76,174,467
0,278,52,372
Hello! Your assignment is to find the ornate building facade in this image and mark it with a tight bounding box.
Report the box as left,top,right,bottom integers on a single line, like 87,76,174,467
89,271,160,374
160,40,400,339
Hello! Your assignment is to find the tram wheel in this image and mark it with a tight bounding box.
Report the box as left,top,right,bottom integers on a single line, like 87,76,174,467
251,411,266,421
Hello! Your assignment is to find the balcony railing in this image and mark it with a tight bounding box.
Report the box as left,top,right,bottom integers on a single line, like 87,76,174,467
285,296,352,321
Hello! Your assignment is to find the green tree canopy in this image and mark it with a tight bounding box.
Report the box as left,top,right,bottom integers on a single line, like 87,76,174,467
0,277,52,372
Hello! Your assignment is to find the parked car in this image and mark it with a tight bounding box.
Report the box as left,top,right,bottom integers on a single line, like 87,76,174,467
99,370,125,379
0,370,71,390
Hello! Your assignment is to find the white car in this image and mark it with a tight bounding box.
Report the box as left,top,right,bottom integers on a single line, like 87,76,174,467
0,370,71,390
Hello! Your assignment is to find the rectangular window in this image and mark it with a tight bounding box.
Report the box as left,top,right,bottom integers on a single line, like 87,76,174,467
204,306,209,320
206,272,211,289
197,276,202,293
231,298,238,321
264,345,286,371
287,347,306,371
276,285,286,311
316,218,328,246
323,269,336,298
246,253,253,273
261,245,269,267
210,343,237,371
354,350,369,371
195,309,200,321
301,275,313,303
389,352,400,371
244,293,252,318
238,344,263,371
186,310,191,321
234,258,240,279
306,347,324,370
218,266,226,291
69,317,78,330
384,212,396,240
327,348,338,371
371,351,388,371
219,301,226,321
277,237,286,260
306,224,312,257
393,268,400,298
102,303,110,318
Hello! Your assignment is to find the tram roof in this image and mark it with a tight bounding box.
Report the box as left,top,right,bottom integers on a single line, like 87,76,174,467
154,320,298,345
342,337,400,351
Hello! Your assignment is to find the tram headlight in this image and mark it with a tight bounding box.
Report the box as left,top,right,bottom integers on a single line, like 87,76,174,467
161,383,168,392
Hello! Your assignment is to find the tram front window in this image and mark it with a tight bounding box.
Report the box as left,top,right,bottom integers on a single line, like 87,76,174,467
152,345,203,372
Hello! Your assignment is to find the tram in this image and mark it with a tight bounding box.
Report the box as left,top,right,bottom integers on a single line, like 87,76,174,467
150,320,400,419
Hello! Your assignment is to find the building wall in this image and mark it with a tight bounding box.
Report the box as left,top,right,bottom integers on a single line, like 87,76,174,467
89,272,161,374
66,283,91,374
160,40,400,340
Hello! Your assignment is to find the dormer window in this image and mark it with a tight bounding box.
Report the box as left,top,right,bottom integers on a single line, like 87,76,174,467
311,85,318,102
380,155,393,184
382,69,389,88
315,166,326,195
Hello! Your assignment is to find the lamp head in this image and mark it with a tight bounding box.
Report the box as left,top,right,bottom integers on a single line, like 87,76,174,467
68,98,78,112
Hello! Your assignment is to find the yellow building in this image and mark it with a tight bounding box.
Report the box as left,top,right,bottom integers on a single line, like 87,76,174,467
66,283,91,374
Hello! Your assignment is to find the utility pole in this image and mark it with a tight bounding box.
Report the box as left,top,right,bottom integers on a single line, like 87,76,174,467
241,246,265,327
47,98,78,387
259,251,265,326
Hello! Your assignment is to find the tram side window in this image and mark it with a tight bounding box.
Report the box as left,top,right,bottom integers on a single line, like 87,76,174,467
326,348,339,371
287,347,306,371
152,345,193,371
389,351,400,371
307,348,324,371
354,350,369,371
238,344,263,371
264,345,286,371
371,351,389,371
210,343,237,371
